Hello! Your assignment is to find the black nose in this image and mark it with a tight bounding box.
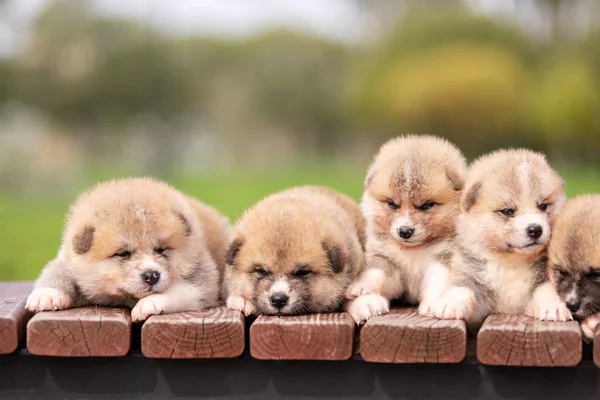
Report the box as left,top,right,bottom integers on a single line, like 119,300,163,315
526,224,543,239
566,299,581,312
142,270,160,286
270,293,289,309
398,226,414,239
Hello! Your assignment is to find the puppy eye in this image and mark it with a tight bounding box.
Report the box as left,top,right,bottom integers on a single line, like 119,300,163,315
586,270,600,280
538,203,549,212
155,247,169,255
255,266,270,277
387,200,399,210
113,250,132,259
556,268,569,278
419,202,435,211
293,269,312,278
498,208,515,217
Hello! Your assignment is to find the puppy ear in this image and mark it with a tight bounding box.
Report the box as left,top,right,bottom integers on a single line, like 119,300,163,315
73,225,95,254
322,240,346,274
445,168,464,191
176,212,192,236
226,238,244,266
364,169,376,189
462,182,482,212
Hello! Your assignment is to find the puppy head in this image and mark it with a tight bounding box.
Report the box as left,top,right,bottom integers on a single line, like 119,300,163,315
460,149,565,256
65,178,197,300
362,134,466,248
548,195,600,319
227,203,350,315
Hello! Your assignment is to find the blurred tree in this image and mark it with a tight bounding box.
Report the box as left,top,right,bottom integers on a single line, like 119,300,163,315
347,7,542,157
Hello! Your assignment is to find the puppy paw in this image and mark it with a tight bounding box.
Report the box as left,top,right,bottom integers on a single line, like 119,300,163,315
25,288,72,312
432,288,475,321
226,295,255,316
346,268,386,299
418,300,435,317
346,294,389,324
581,313,600,341
529,302,573,322
131,295,167,322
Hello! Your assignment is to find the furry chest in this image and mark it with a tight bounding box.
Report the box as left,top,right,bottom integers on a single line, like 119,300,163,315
398,251,442,304
486,261,535,314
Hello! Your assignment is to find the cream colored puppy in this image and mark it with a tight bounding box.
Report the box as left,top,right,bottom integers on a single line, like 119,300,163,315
224,186,366,316
25,178,229,322
432,149,569,328
346,135,467,324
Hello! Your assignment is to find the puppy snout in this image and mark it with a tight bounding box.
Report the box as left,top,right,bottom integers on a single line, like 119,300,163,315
526,224,543,240
398,226,415,240
141,270,161,286
270,293,289,309
566,299,581,312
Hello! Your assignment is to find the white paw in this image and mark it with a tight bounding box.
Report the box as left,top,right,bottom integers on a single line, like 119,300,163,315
581,313,600,341
347,294,389,324
25,288,72,312
432,288,475,321
418,300,435,317
131,295,167,322
531,302,573,322
226,294,255,316
347,273,384,300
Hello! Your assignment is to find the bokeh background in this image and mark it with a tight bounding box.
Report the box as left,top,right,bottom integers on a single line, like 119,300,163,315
1,0,600,280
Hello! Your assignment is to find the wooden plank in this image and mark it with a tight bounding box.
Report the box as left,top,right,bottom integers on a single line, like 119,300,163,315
250,312,354,360
359,307,467,363
141,307,245,359
0,282,33,354
477,314,581,367
27,307,131,357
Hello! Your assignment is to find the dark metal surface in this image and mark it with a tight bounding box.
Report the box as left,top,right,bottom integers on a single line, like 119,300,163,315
1,350,599,400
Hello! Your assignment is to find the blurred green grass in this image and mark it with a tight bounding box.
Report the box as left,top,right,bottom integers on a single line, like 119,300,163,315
1,161,599,281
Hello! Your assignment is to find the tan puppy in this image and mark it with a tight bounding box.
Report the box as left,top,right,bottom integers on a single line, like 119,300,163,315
25,178,229,322
346,135,467,324
548,195,600,340
224,186,366,316
432,149,569,328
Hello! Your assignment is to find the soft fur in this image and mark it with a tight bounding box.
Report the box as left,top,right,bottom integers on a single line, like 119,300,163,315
25,177,230,322
346,134,467,324
224,186,366,316
548,195,600,340
432,149,569,329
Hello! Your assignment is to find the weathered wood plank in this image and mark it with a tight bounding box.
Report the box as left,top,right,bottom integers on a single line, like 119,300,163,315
27,307,131,357
250,312,354,360
141,307,245,359
0,282,33,354
359,307,467,363
477,314,581,367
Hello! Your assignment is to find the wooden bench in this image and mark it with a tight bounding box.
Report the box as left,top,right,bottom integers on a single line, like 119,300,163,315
0,282,596,399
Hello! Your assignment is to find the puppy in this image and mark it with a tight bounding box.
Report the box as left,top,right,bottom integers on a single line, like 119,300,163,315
346,135,467,324
224,186,366,316
548,195,600,340
25,177,230,322
432,149,569,328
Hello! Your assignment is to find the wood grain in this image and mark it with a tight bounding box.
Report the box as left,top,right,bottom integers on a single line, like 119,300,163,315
360,308,467,363
0,282,33,354
477,314,581,367
141,307,245,358
27,307,131,357
250,313,355,360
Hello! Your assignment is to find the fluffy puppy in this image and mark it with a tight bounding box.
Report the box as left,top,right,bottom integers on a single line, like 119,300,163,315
346,135,467,324
25,178,229,322
548,195,600,340
432,149,569,328
224,186,366,316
